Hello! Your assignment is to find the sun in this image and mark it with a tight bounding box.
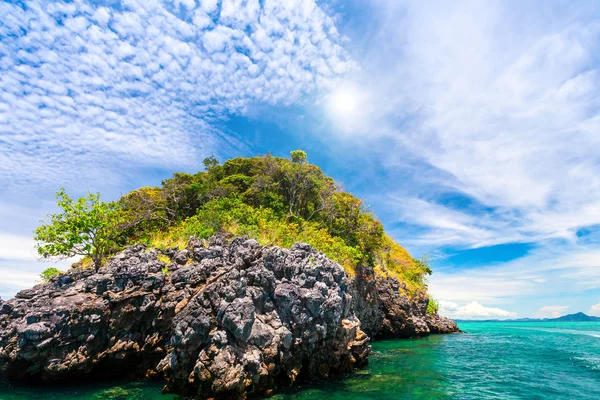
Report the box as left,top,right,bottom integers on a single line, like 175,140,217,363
328,85,361,120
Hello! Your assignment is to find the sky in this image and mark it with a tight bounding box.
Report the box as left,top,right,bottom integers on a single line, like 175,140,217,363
1,0,600,319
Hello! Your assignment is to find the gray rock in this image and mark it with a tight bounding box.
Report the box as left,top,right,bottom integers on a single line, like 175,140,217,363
0,236,457,398
173,250,189,265
0,299,13,315
221,297,255,341
0,237,373,399
349,265,458,338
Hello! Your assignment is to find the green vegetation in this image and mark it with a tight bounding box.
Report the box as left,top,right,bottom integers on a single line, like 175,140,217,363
34,188,124,272
157,254,171,264
39,267,62,282
35,152,433,296
427,297,440,315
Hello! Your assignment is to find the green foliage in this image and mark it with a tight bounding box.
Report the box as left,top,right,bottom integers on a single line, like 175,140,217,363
414,255,433,276
151,196,364,271
157,254,171,264
40,267,61,282
35,188,124,272
203,154,220,171
427,297,440,315
119,187,170,236
41,151,434,297
161,266,170,275
290,150,307,164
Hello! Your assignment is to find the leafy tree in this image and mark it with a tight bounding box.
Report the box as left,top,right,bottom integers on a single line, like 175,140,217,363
160,172,210,220
281,151,326,218
34,188,123,272
414,255,433,276
203,154,220,171
290,150,307,165
119,186,171,236
39,267,61,282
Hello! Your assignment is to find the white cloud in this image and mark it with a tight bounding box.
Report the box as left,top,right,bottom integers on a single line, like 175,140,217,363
536,305,569,319
429,242,600,306
200,0,218,13
0,0,356,297
440,301,516,319
330,0,600,251
0,0,356,199
0,234,37,261
589,303,600,316
202,27,233,53
314,1,600,315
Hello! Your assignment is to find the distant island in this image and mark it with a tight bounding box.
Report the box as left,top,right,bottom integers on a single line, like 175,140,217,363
456,312,600,323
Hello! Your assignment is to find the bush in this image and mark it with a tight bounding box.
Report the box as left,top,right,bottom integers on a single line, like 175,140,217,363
427,297,440,315
40,267,61,282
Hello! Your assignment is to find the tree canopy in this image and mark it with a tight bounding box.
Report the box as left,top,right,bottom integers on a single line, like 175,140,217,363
35,151,432,295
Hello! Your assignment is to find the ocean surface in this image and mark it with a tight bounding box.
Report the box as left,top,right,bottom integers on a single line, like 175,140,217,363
1,321,599,399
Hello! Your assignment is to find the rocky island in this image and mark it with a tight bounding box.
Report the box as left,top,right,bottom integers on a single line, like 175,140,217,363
0,152,458,399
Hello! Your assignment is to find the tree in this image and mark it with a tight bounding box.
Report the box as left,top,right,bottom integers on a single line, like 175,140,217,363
281,154,317,218
203,154,220,171
34,188,123,272
290,150,307,165
119,186,171,235
414,254,433,276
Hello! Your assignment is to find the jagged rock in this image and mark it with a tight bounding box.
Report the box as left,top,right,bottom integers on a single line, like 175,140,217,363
173,250,189,265
426,313,460,334
0,237,371,399
350,266,458,338
0,236,457,398
0,298,13,315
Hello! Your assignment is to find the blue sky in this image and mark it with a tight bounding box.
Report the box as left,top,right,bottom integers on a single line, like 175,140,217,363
2,0,600,319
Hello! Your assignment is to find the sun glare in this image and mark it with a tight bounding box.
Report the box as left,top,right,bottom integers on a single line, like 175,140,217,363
328,85,361,121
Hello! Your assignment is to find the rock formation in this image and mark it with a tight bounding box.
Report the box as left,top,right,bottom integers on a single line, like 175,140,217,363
350,266,458,338
0,236,456,399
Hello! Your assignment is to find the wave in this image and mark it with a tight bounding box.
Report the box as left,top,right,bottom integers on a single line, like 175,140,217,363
573,356,600,371
511,326,600,338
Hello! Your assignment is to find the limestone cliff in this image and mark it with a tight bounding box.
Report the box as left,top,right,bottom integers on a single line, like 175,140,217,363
350,266,458,339
0,236,456,399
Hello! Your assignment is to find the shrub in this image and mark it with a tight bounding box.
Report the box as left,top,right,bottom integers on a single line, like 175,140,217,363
40,267,61,282
427,297,440,315
157,254,171,264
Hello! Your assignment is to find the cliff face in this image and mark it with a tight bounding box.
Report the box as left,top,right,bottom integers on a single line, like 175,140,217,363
350,266,458,339
0,237,456,399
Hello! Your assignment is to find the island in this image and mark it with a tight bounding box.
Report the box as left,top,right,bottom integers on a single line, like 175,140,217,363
456,312,600,323
0,152,458,399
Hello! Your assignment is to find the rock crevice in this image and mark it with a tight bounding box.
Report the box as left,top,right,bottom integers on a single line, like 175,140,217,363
0,237,456,399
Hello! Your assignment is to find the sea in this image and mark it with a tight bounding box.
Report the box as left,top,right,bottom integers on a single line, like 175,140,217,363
1,321,599,399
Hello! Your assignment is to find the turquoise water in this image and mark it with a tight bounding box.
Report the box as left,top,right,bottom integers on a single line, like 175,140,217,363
2,322,600,399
